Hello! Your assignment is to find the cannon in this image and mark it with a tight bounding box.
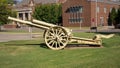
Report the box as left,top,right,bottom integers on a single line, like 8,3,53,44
8,17,114,50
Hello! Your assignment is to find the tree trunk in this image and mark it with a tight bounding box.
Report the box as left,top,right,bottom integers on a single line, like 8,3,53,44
0,25,2,31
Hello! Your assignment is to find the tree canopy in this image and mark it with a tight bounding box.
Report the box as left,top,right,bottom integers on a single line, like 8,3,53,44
109,7,120,28
107,12,112,26
115,7,120,25
0,0,16,26
110,7,117,25
33,4,62,25
7,0,20,4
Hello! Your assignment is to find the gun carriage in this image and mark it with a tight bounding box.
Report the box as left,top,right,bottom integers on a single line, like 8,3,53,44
8,17,105,50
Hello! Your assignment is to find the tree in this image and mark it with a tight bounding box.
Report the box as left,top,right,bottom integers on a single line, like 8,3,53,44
7,0,14,4
7,0,21,4
108,12,112,26
0,0,15,30
33,4,62,25
115,7,120,28
110,7,117,26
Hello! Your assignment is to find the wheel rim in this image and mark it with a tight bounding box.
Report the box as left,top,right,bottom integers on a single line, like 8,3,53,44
45,27,69,50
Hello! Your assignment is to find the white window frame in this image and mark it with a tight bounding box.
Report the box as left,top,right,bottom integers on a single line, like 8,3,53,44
104,7,107,13
97,6,99,13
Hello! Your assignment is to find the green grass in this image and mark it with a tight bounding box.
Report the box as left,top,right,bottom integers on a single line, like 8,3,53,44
0,32,120,68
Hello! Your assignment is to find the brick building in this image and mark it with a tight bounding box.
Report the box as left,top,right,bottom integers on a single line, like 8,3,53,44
62,0,120,27
11,0,120,27
13,0,66,21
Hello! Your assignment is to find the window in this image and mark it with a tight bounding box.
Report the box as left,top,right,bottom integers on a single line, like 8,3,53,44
69,6,83,13
97,6,99,13
69,6,83,23
100,17,104,26
104,8,107,13
69,17,83,23
110,8,112,12
78,6,83,13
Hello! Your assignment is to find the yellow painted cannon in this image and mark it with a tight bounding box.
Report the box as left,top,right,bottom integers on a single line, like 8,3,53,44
8,17,114,50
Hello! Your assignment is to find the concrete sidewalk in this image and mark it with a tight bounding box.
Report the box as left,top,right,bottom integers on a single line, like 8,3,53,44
0,33,37,42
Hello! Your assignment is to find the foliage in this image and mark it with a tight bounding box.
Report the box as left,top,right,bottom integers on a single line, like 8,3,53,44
107,13,112,26
109,7,120,28
115,7,120,25
7,0,14,4
7,0,20,4
33,4,62,24
110,7,117,26
0,0,16,26
0,0,16,31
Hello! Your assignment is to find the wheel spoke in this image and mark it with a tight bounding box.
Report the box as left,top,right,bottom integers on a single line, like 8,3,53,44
60,35,68,38
48,31,54,36
55,42,58,48
58,28,62,35
60,41,64,46
48,40,54,45
57,41,61,48
51,41,55,47
59,33,65,37
51,28,55,35
46,38,53,41
61,39,67,42
46,36,53,38
55,29,58,34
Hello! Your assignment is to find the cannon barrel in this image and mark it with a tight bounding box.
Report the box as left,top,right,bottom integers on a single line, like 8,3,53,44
33,19,56,27
8,16,49,30
33,19,72,36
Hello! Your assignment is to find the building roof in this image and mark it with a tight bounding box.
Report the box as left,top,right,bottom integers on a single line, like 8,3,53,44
14,0,66,9
88,0,120,5
13,0,67,12
14,0,65,12
18,0,64,5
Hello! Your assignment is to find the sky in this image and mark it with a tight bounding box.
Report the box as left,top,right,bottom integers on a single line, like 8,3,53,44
16,0,22,2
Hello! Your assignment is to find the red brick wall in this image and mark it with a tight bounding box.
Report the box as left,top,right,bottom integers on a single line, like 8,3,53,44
62,0,119,27
4,24,17,28
92,2,119,26
62,0,91,27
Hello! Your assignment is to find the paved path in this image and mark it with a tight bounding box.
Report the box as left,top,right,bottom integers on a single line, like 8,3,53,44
0,33,34,42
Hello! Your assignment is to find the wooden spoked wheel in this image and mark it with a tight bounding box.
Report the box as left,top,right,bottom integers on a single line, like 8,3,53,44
44,27,69,50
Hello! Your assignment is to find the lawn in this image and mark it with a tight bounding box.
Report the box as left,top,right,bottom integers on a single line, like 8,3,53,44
0,32,120,68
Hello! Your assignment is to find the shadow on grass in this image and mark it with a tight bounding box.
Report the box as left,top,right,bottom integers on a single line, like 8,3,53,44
87,31,120,35
66,44,101,48
39,43,49,49
4,43,49,49
25,43,49,49
97,32,120,34
4,42,102,50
